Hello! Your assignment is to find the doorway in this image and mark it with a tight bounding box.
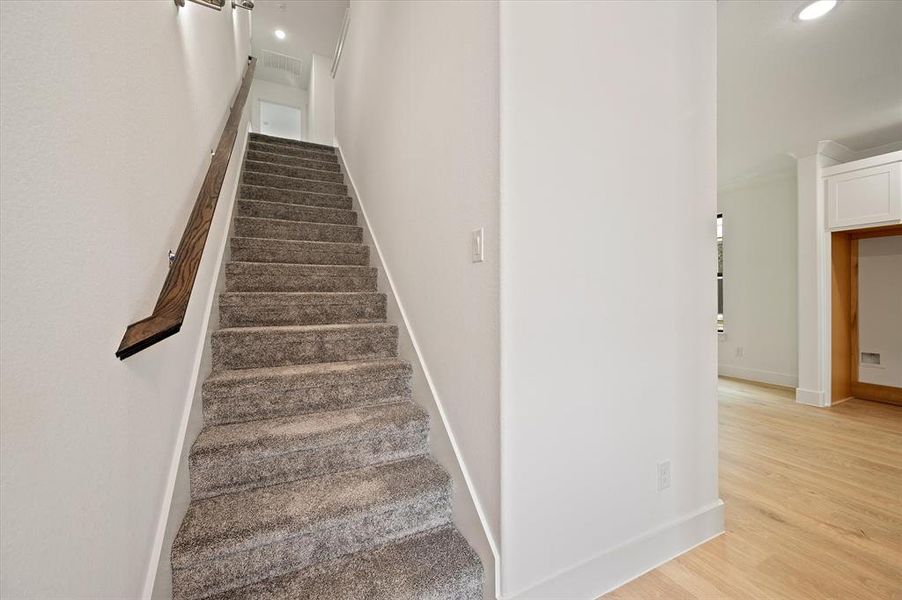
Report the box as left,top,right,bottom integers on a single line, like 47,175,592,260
831,225,902,406
259,100,303,141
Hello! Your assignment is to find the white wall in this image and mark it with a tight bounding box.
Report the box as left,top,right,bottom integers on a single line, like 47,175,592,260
857,235,902,387
333,0,500,593
499,2,722,598
307,52,335,145
0,2,250,597
248,77,307,139
717,173,798,387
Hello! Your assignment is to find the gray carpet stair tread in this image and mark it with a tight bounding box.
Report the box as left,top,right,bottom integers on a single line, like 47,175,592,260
234,216,362,243
219,290,384,301
225,262,377,293
189,402,430,498
193,402,427,462
226,262,376,277
237,199,357,226
202,359,413,425
240,184,351,210
211,323,398,370
230,237,367,254
204,358,411,388
211,323,398,339
247,142,340,164
244,160,344,184
249,133,336,153
242,170,347,196
207,527,483,600
219,291,385,308
245,149,341,172
218,291,386,327
212,322,396,338
229,237,369,266
171,456,450,567
247,139,336,156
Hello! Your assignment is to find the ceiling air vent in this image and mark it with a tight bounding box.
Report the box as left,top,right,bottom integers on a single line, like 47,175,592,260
260,49,303,79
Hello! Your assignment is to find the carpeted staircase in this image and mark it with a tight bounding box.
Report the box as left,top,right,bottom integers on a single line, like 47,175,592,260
169,132,484,600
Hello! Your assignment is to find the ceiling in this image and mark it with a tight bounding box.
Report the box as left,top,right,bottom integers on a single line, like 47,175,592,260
718,0,902,187
251,0,349,89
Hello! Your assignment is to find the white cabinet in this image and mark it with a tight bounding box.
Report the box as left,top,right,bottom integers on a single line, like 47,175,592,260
824,152,902,231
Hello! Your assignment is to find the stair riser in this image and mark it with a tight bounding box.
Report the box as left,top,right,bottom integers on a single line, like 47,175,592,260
171,491,451,600
245,160,345,184
190,428,429,500
245,150,341,172
249,134,336,154
240,184,351,210
235,218,362,244
219,299,387,328
212,328,398,370
230,239,368,266
237,200,357,226
203,372,412,426
248,141,338,163
243,171,347,196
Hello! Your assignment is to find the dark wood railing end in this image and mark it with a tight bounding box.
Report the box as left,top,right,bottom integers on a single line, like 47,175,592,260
117,56,256,359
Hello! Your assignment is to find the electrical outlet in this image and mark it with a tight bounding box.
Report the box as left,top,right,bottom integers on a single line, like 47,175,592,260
657,460,671,491
735,346,744,358
471,227,485,263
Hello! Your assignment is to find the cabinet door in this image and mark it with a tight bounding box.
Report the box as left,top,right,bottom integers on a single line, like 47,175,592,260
827,162,901,231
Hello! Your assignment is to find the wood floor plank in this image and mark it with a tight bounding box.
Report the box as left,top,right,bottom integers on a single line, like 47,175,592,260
602,378,902,599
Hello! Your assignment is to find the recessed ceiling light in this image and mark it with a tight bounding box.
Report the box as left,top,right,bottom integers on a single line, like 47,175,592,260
274,29,286,40
796,0,837,21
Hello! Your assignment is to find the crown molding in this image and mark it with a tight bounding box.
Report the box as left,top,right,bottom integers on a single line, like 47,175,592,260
718,165,796,194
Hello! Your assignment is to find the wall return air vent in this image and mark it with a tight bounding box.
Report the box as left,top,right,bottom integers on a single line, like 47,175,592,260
860,352,881,366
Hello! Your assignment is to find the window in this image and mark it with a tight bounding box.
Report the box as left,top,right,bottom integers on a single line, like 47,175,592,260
717,213,724,332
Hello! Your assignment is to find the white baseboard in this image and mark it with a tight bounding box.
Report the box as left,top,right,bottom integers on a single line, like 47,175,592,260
718,364,798,388
795,387,828,407
141,123,250,600
334,139,500,600
506,500,725,599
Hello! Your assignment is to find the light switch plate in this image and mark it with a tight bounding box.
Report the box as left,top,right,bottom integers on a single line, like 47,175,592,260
472,227,485,263
657,460,671,491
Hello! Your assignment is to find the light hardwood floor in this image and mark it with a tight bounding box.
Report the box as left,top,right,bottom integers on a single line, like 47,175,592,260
603,377,902,600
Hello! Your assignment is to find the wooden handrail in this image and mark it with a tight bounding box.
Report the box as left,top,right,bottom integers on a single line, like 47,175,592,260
116,56,257,359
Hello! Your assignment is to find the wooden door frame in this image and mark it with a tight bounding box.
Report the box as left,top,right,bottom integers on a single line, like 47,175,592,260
831,224,902,406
